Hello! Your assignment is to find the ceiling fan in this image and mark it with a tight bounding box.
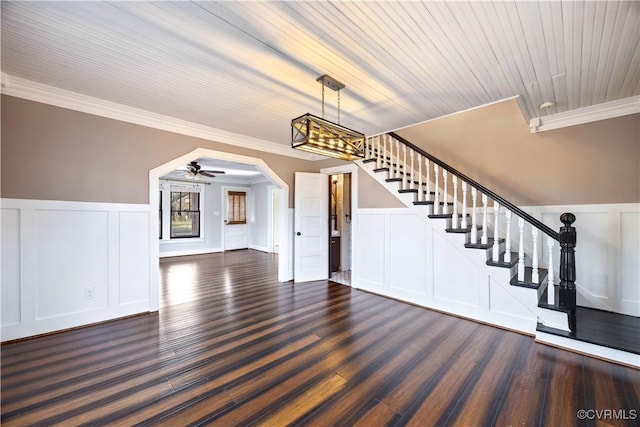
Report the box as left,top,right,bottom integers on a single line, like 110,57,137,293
184,161,226,179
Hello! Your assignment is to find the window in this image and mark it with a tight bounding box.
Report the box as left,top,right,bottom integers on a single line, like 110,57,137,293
227,191,246,224
171,191,200,238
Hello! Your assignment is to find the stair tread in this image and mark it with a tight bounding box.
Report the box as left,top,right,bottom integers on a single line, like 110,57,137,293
398,189,418,193
445,227,473,233
510,267,548,289
373,167,390,173
464,238,504,249
385,178,403,182
362,158,377,164
486,252,519,268
413,201,435,206
428,213,454,219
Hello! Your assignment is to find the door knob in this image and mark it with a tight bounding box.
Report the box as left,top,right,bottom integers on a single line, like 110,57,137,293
296,232,302,236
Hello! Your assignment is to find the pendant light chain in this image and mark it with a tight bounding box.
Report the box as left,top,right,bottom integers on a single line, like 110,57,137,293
337,89,341,125
321,81,325,119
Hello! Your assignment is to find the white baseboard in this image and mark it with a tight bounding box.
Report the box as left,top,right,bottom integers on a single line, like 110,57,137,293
159,247,223,258
535,331,640,368
249,244,272,253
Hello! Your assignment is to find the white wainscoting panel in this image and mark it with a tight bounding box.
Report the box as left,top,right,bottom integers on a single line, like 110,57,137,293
620,212,640,315
432,231,480,308
35,209,109,319
1,208,21,326
1,198,150,341
388,214,427,297
119,211,150,306
355,212,386,288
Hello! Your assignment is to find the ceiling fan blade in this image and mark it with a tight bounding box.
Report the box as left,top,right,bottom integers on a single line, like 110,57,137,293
202,170,226,174
199,171,217,178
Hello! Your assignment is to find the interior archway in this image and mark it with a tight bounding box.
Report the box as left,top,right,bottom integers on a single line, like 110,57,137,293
148,148,291,311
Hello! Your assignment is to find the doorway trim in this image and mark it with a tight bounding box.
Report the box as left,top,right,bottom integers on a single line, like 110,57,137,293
149,148,291,311
320,163,359,286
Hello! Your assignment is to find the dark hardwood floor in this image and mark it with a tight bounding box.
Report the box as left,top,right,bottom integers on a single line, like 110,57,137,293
2,249,639,426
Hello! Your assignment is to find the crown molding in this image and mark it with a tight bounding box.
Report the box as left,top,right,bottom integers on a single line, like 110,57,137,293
529,95,640,133
0,73,316,161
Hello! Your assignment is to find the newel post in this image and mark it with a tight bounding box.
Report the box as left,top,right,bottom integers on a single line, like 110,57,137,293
559,212,577,334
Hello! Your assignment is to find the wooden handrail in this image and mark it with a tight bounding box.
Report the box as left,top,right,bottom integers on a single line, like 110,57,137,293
388,132,560,241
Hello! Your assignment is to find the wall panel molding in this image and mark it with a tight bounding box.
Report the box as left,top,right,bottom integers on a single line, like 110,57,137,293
1,198,150,341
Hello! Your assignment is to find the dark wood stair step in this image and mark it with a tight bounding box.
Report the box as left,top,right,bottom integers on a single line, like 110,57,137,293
398,189,418,194
362,158,377,164
445,224,478,233
373,167,390,173
385,177,403,183
537,286,573,314
445,226,473,233
510,267,548,289
464,238,504,249
428,213,453,219
413,200,435,206
486,252,518,268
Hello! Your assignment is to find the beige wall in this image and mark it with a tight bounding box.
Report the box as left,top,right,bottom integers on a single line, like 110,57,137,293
397,99,640,206
1,96,324,206
358,168,405,209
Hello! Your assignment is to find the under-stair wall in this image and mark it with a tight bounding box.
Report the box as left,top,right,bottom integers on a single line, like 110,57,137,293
353,133,576,335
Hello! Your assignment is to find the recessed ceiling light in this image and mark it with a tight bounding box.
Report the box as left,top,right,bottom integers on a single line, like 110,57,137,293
539,101,555,109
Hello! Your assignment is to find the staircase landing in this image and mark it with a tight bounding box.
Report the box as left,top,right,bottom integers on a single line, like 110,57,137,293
537,306,640,355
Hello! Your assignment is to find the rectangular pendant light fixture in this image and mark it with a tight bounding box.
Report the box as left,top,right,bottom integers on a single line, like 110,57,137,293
291,75,365,160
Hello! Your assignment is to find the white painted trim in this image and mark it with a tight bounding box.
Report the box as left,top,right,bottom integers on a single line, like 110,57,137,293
320,163,359,287
529,95,640,133
159,247,223,258
149,148,292,312
249,244,271,253
1,73,315,161
536,331,640,368
0,198,149,212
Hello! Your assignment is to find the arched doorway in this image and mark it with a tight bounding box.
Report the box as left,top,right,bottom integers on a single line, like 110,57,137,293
148,148,291,311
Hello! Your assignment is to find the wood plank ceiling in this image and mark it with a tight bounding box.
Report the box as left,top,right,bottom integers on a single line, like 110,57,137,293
1,1,638,146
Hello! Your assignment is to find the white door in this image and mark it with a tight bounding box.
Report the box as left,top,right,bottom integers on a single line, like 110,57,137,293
223,188,249,250
294,172,328,282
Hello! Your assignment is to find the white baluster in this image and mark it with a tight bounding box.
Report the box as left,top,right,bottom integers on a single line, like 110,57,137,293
387,136,393,171
547,237,555,305
470,187,478,243
366,137,371,161
504,209,512,262
517,217,525,281
461,182,468,229
418,154,423,201
395,140,401,179
451,176,459,229
481,194,488,245
425,159,431,202
442,170,449,215
401,145,407,189
532,228,540,283
410,149,415,190
492,201,500,261
380,135,385,168
433,164,440,215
